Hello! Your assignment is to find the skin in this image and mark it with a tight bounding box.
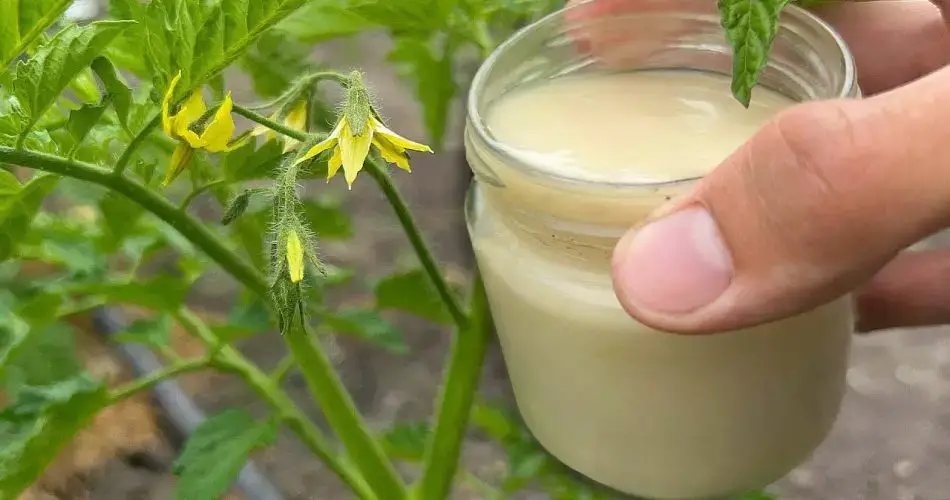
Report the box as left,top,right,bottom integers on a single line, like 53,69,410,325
566,0,950,334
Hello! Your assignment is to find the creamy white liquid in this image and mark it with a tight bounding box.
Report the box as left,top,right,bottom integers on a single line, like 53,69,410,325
468,71,853,499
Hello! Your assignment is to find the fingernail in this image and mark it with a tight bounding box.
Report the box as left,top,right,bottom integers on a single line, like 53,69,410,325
613,207,733,314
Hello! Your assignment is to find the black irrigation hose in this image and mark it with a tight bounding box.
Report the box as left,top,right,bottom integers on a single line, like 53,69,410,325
91,308,286,500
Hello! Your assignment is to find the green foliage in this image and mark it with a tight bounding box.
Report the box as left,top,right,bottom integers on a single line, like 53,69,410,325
718,0,790,106
380,420,429,461
114,314,173,348
275,0,373,43
117,0,310,97
0,0,73,67
0,172,59,261
375,269,455,325
172,410,279,500
323,308,407,354
0,375,108,498
388,38,456,149
240,31,314,99
10,21,133,139
90,56,133,131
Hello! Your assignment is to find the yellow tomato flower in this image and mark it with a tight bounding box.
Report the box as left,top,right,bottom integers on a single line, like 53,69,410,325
161,72,244,185
251,101,308,153
294,115,432,188
286,230,305,283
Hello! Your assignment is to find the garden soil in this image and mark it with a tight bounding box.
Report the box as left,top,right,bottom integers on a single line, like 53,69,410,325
25,32,950,500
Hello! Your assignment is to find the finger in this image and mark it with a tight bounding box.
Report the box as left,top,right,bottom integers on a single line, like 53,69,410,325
565,0,950,95
856,249,950,332
812,0,950,94
611,65,950,333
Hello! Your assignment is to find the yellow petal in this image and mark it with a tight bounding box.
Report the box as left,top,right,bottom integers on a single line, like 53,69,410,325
197,92,236,152
163,142,194,186
285,101,308,132
371,117,432,153
174,90,207,139
282,102,308,152
327,147,343,180
179,129,203,149
339,121,373,189
376,144,412,172
286,230,305,283
294,136,337,166
161,72,182,137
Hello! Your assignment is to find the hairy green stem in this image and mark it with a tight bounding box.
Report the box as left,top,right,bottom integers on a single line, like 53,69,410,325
114,114,161,176
108,356,210,403
365,161,468,328
287,305,408,499
173,308,376,500
242,71,350,111
1,146,393,499
416,275,492,499
233,103,307,140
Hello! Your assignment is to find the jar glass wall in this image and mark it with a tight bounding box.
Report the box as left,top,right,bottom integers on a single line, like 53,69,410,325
465,1,858,499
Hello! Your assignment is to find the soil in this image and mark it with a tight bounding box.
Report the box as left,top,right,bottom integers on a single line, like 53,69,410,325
17,23,950,500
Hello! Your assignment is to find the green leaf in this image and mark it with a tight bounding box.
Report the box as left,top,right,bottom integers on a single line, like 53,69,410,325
0,170,19,196
98,191,145,252
0,375,108,498
374,269,453,325
276,0,373,43
142,0,310,97
350,0,438,34
211,296,273,343
323,308,407,354
239,30,313,98
172,410,279,500
0,0,73,68
76,276,193,311
301,197,352,240
380,421,429,462
0,173,59,262
113,314,173,348
0,295,30,381
2,322,83,398
65,101,108,148
718,0,789,107
388,37,456,148
11,20,134,137
90,56,133,130
222,139,286,181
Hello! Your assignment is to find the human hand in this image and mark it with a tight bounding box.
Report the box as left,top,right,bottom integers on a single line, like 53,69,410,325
568,0,950,334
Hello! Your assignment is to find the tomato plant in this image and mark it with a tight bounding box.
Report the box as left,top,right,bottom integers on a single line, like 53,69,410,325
0,0,785,498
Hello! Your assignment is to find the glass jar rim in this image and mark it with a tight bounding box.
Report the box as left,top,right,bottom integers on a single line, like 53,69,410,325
465,2,857,190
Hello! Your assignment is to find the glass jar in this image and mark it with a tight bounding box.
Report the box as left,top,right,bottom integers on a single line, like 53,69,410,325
464,1,859,499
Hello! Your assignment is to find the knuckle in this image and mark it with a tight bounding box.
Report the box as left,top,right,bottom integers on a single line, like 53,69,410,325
770,101,860,198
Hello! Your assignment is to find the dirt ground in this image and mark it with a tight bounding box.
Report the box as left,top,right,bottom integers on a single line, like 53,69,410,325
25,26,950,500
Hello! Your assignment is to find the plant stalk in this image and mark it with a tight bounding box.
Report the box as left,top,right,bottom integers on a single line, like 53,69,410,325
173,308,376,500
416,274,492,499
286,304,408,499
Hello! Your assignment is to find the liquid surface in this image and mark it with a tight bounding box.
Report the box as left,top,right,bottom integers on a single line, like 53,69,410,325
485,70,791,183
468,71,853,499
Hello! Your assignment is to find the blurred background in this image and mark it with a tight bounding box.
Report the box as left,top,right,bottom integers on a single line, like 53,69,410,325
18,1,950,499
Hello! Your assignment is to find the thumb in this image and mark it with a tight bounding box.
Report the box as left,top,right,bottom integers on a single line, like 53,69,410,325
611,66,950,334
